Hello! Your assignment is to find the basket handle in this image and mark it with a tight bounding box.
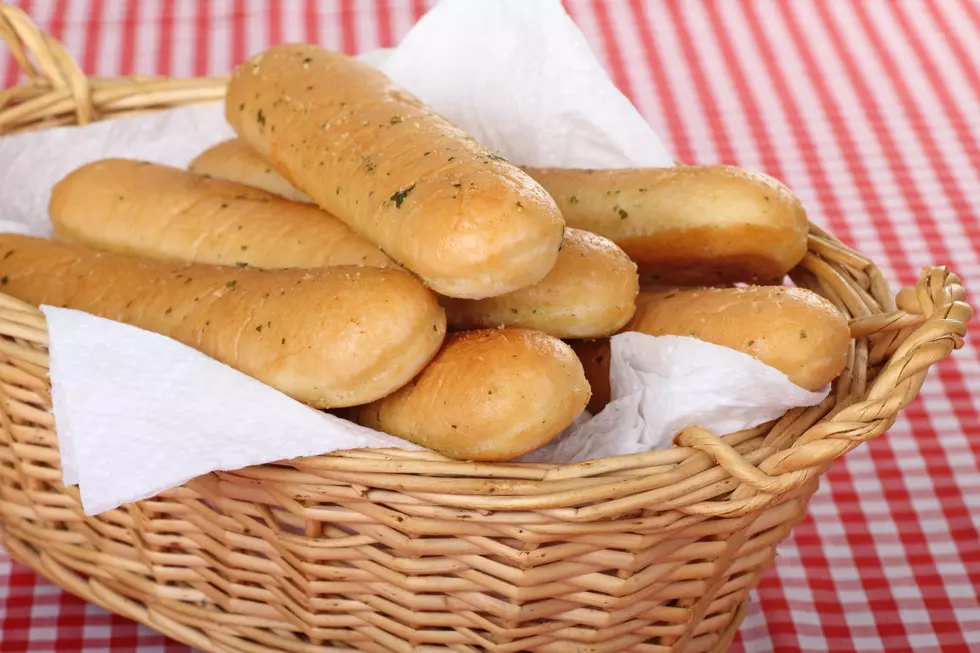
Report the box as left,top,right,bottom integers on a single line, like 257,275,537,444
0,3,94,124
1,4,226,134
676,266,972,516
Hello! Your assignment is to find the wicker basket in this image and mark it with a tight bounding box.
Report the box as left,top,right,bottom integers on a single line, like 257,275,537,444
0,5,973,652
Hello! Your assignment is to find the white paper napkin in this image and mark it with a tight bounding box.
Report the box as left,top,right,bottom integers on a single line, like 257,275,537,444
374,0,675,168
0,0,830,515
41,307,418,515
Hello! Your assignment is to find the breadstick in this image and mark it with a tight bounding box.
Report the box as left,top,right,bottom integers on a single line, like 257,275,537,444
353,329,591,461
188,140,639,338
225,44,565,299
189,139,314,204
50,159,395,270
440,228,638,338
574,286,851,413
187,138,315,204
0,234,445,408
526,165,809,286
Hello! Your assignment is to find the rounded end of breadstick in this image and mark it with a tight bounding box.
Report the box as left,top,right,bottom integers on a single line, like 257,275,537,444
354,328,591,461
755,287,851,391
259,266,447,408
404,174,567,299
441,228,639,339
630,166,809,285
226,44,567,300
628,286,851,392
534,164,809,286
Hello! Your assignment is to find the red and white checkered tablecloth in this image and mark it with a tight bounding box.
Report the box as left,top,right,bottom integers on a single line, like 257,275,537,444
1,1,979,651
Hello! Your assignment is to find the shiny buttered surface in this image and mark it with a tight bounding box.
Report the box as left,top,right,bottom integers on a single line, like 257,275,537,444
191,139,809,289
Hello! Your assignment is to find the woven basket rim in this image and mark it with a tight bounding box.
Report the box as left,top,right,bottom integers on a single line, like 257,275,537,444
0,2,974,519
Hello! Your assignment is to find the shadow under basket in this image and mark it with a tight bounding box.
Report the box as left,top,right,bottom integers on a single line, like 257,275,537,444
0,5,974,652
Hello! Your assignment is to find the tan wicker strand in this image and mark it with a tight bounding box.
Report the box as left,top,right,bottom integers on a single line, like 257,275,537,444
0,4,226,132
0,5,973,652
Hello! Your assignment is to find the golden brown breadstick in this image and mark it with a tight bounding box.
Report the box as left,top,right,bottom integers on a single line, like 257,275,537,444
525,165,809,286
574,286,851,413
226,44,565,299
353,329,591,461
189,139,314,204
50,159,394,270
0,234,445,408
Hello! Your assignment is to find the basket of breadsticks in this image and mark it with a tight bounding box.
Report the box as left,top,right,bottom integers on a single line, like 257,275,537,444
0,3,972,653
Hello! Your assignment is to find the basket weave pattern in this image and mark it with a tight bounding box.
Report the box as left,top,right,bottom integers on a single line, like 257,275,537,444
0,5,973,652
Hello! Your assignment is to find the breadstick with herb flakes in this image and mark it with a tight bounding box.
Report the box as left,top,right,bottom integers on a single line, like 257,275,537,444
226,44,565,299
189,140,639,338
573,286,851,413
354,329,591,461
528,165,809,286
0,234,445,409
190,139,314,204
50,159,395,270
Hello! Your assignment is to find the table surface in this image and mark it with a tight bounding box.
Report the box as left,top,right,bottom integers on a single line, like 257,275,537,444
2,1,979,651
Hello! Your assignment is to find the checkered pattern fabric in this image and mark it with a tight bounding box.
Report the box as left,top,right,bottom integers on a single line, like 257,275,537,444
2,1,979,652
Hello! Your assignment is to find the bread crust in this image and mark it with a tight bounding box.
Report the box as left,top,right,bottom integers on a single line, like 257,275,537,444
0,234,446,408
50,159,395,270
